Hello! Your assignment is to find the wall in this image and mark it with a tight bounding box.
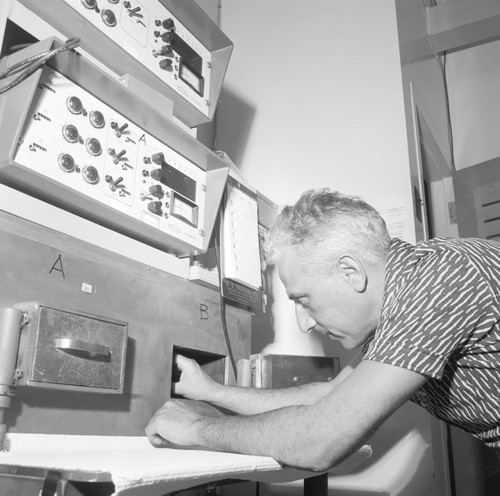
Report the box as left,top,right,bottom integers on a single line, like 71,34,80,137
216,0,417,356
216,1,436,495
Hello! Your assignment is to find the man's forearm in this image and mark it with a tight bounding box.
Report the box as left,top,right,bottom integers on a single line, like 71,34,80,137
204,363,356,415
206,380,336,415
194,402,356,471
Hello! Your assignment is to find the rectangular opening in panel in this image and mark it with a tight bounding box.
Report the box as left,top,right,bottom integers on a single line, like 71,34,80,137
171,345,226,398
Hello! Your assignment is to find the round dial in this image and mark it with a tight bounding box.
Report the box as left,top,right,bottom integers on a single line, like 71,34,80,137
89,110,105,128
82,165,99,184
66,96,83,115
58,153,76,173
62,124,79,143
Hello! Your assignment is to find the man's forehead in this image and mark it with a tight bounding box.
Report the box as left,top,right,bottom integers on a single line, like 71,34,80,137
277,247,318,290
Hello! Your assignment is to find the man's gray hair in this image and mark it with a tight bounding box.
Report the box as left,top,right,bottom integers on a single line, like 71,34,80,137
264,188,391,269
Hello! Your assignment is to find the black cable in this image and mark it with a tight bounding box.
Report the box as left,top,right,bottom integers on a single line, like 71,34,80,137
0,37,80,95
214,225,238,382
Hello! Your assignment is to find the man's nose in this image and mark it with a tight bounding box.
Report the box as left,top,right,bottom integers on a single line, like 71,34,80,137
295,306,316,334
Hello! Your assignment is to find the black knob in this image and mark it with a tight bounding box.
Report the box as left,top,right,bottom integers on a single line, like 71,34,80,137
150,169,163,181
149,185,164,199
159,59,172,71
148,201,163,216
161,31,174,43
151,152,165,165
162,18,174,29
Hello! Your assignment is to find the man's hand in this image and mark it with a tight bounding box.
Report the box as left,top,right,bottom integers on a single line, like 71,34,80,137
145,399,225,448
173,355,221,400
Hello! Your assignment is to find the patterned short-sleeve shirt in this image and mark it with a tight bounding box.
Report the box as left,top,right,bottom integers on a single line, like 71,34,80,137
364,237,500,449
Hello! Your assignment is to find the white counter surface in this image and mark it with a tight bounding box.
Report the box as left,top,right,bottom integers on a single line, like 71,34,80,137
0,434,371,495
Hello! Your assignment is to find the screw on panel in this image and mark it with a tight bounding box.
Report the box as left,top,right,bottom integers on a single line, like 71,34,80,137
199,230,205,237
201,184,207,192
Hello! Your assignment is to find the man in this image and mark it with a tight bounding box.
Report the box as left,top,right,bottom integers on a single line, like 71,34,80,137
146,188,500,471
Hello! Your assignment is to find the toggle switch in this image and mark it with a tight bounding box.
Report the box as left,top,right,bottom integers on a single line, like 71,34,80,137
114,123,128,138
105,175,124,192
152,45,173,58
128,6,141,16
112,149,127,164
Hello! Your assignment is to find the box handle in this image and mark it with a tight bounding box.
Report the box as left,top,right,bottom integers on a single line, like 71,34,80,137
55,338,110,359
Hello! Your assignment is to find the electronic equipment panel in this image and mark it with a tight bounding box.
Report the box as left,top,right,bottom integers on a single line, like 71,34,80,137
18,0,233,127
0,38,228,256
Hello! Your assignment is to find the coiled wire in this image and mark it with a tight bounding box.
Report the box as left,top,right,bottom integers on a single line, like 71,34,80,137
0,37,80,95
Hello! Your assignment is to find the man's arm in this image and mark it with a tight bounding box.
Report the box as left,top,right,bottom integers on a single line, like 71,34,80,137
146,359,427,471
173,354,358,415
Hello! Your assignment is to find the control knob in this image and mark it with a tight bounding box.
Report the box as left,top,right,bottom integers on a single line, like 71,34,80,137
159,59,172,71
150,168,163,182
161,31,174,43
151,152,165,165
148,201,163,216
149,185,164,199
162,18,174,29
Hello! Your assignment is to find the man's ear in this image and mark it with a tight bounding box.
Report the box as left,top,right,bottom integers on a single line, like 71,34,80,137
337,255,368,293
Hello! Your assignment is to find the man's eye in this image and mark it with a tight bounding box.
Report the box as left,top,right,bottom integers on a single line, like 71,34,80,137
299,298,310,308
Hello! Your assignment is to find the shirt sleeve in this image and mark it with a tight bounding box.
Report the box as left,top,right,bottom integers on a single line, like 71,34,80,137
364,246,491,379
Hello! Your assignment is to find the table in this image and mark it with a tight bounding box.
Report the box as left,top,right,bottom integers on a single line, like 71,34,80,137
0,434,371,495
